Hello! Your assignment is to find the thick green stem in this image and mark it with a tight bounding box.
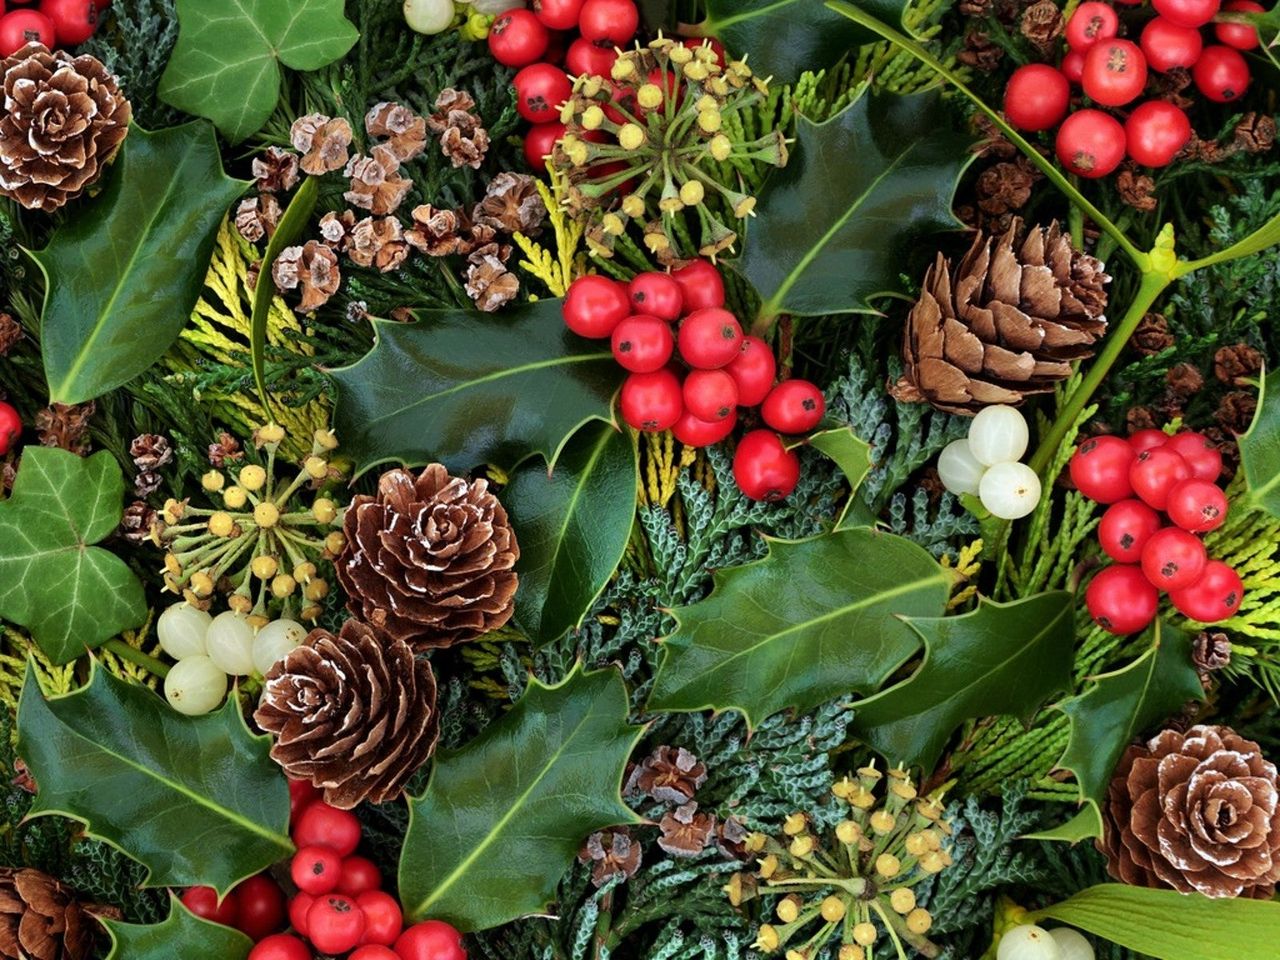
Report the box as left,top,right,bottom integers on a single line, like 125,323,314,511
103,639,170,678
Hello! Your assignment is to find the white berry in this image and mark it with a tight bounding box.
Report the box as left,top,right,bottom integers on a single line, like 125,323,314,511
156,602,212,661
998,925,1063,960
205,611,256,676
164,656,228,716
252,619,308,676
937,439,987,497
979,461,1042,520
1049,928,1095,960
403,0,456,34
968,404,1030,466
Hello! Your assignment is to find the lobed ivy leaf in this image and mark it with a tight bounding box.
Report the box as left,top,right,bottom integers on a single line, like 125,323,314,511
1239,366,1278,518
0,448,146,665
103,895,252,960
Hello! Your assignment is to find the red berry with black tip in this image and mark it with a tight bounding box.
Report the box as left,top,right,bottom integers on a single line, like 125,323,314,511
395,921,468,960
1215,0,1263,49
627,272,683,321
1193,44,1251,101
1003,64,1070,132
672,408,737,448
611,315,674,373
578,0,638,46
733,430,800,502
307,894,366,955
1086,565,1159,635
1141,17,1203,72
678,308,743,369
1056,109,1126,179
513,63,572,124
682,369,738,422
1127,428,1168,454
292,845,341,896
1164,431,1222,481
488,9,549,68
761,380,825,434
726,336,776,407
1098,499,1163,564
1069,435,1135,503
1170,560,1244,622
0,10,55,56
620,369,683,432
1065,1,1119,50
1129,446,1192,510
533,0,585,30
566,36,617,77
1166,478,1229,533
293,801,361,857
1141,526,1208,591
671,259,725,312
38,0,98,45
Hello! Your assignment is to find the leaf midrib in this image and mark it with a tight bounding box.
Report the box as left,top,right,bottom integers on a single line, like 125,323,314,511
709,0,797,30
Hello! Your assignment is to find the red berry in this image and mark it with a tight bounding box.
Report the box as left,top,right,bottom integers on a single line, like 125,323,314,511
395,920,468,960
1164,431,1222,481
672,408,737,448
1141,526,1208,591
249,933,312,960
37,0,98,45
1127,428,1168,453
620,369,683,432
532,0,585,30
1153,0,1222,28
0,10,55,55
1069,435,1135,504
357,890,403,947
671,259,725,312
761,380,825,435
352,947,401,960
733,430,800,502
1125,100,1192,167
1130,447,1192,510
682,369,739,422
181,887,238,927
513,63,572,124
627,272,683,321
288,892,314,938
563,275,630,339
565,36,617,77
234,875,286,941
1192,44,1251,101
1086,565,1159,635
1140,17,1204,72
725,336,776,407
1215,0,1263,49
1082,39,1148,107
288,777,321,824
678,308,743,369
1169,560,1244,622
1166,478,1229,533
578,0,638,45
308,894,367,955
522,122,565,172
1098,499,1163,564
1061,49,1086,84
488,9,549,68
1065,1,1119,50
1055,109,1126,178
337,856,382,897
292,846,342,896
1003,64,1071,132
293,802,361,858
611,315,674,373
0,401,20,456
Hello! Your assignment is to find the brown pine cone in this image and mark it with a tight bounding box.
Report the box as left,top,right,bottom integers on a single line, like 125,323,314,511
892,219,1110,414
0,867,96,960
0,45,131,213
474,172,547,235
0,315,23,357
1100,725,1280,898
34,402,94,455
254,620,440,809
365,102,427,163
338,464,519,649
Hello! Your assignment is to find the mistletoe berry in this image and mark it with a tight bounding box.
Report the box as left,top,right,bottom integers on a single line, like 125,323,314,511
620,369,683,432
967,404,1029,466
761,379,825,434
0,400,19,455
937,438,986,497
1087,565,1159,635
1141,526,1208,590
678,308,743,369
163,655,227,716
979,462,1042,520
733,430,800,502
1170,560,1244,621
997,925,1061,960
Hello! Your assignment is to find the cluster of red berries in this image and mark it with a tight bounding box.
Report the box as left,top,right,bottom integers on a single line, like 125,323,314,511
0,0,108,57
1002,0,1259,177
1071,429,1243,635
183,780,465,960
561,261,825,502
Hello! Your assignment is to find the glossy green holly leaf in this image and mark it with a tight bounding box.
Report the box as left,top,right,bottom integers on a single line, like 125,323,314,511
1239,367,1279,518
852,593,1075,772
399,665,643,931
648,528,950,729
104,895,252,960
332,299,619,476
31,123,247,405
159,0,358,143
739,90,971,324
1034,621,1204,841
17,665,293,893
801,425,872,528
0,449,146,664
505,422,637,646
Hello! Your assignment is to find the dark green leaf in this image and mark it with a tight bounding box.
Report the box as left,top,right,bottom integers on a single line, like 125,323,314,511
737,90,971,322
1239,367,1278,518
647,528,950,729
159,0,358,143
505,423,637,646
332,299,619,475
0,449,146,664
17,666,293,893
851,593,1075,772
104,896,252,960
31,123,247,404
801,425,872,528
399,666,643,931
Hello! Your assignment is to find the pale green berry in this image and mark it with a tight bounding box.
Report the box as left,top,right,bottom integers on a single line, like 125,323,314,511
979,461,1042,520
968,404,1030,466
156,602,212,661
937,438,986,497
997,925,1063,960
1048,928,1095,960
164,656,228,716
403,0,455,34
205,611,256,676
252,619,308,676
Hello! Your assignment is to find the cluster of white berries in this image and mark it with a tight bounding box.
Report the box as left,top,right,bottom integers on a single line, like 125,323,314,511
998,924,1095,960
937,405,1042,520
157,602,307,716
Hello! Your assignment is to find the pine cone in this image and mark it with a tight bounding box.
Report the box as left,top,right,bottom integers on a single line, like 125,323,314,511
0,867,96,960
0,45,131,213
344,145,411,216
348,216,409,273
365,102,427,163
0,315,23,357
473,172,547,235
34,402,94,455
465,246,520,312
892,219,1110,415
1100,724,1280,898
254,619,440,809
337,464,519,649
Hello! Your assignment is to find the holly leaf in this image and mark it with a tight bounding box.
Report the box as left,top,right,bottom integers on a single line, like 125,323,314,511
332,300,619,476
1239,366,1278,518
505,422,637,646
0,449,146,664
1032,621,1204,841
851,593,1075,772
737,90,971,323
159,0,358,143
17,665,293,893
103,895,252,960
399,665,643,931
800,425,872,528
647,528,950,730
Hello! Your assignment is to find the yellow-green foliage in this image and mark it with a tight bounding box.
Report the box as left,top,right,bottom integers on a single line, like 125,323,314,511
513,171,588,297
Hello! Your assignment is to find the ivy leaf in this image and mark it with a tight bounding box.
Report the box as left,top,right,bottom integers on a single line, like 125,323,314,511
104,896,252,960
0,449,146,664
399,665,643,931
17,665,293,893
159,0,358,143
31,123,247,404
737,90,971,324
1239,366,1278,518
1033,621,1204,841
851,593,1075,772
332,300,619,476
505,423,637,646
647,528,950,730
801,425,872,528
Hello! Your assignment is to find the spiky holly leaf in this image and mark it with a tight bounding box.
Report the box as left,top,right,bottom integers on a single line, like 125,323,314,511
399,666,643,931
103,896,252,960
1240,367,1280,519
852,593,1075,772
647,528,950,730
800,425,872,528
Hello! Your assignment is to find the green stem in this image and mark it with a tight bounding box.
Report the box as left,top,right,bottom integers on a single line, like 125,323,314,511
103,640,170,678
